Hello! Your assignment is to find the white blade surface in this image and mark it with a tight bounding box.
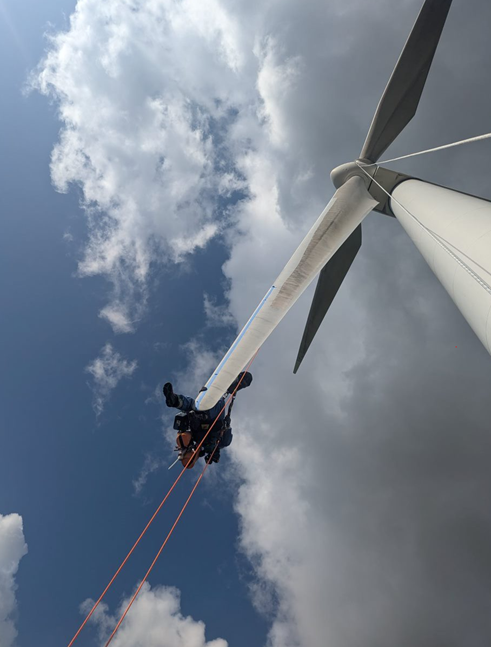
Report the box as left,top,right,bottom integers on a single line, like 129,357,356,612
196,176,378,410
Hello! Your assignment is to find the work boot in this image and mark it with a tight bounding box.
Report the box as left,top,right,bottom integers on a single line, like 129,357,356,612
227,371,253,394
163,382,179,407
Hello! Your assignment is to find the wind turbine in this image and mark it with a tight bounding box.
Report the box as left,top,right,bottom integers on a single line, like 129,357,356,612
196,0,491,411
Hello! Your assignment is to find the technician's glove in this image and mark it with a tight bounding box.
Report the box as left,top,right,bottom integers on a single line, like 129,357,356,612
227,371,253,394
205,448,220,464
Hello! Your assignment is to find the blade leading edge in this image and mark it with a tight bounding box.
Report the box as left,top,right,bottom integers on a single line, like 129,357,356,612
360,0,453,163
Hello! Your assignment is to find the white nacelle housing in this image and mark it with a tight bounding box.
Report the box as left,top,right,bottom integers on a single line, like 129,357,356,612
391,179,491,353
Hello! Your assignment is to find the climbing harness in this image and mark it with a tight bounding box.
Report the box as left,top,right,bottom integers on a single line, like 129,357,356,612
171,393,236,470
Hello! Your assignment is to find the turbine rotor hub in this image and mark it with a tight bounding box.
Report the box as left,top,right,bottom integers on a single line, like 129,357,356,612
330,159,374,189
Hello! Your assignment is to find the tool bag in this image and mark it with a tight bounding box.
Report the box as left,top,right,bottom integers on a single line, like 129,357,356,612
176,431,201,469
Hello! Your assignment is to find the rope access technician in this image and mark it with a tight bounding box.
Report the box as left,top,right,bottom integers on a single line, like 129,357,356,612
163,372,253,468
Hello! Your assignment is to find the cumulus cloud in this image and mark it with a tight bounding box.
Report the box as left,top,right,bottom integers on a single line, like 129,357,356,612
30,0,257,333
0,513,28,647
203,294,236,328
82,583,227,647
86,343,138,416
132,453,164,495
33,0,491,645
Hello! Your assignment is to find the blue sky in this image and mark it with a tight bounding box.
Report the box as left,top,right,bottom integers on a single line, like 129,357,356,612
0,1,264,645
3,1,491,646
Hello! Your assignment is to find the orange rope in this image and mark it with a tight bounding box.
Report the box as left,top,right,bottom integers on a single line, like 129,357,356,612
105,440,221,645
67,358,256,646
104,359,256,646
67,462,188,647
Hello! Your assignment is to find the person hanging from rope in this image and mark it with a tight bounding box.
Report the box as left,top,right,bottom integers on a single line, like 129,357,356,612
163,371,253,469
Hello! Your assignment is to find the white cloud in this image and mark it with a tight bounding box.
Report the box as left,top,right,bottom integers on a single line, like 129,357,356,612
255,37,302,149
0,513,28,647
30,0,256,333
132,453,163,495
86,343,138,416
171,223,219,261
99,305,138,335
203,294,236,328
83,583,227,647
224,193,491,647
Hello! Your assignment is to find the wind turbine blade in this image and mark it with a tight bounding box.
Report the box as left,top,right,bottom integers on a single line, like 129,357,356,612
196,177,378,410
293,224,362,374
360,0,453,163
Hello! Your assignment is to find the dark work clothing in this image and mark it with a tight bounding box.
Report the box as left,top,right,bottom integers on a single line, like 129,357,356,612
175,394,233,449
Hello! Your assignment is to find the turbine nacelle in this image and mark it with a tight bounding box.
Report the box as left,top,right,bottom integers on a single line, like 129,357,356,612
331,161,412,218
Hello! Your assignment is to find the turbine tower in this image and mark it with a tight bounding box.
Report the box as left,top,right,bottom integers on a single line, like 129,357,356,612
196,0,491,411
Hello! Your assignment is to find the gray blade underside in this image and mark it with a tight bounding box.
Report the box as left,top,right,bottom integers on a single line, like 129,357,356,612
360,0,453,163
293,225,362,374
